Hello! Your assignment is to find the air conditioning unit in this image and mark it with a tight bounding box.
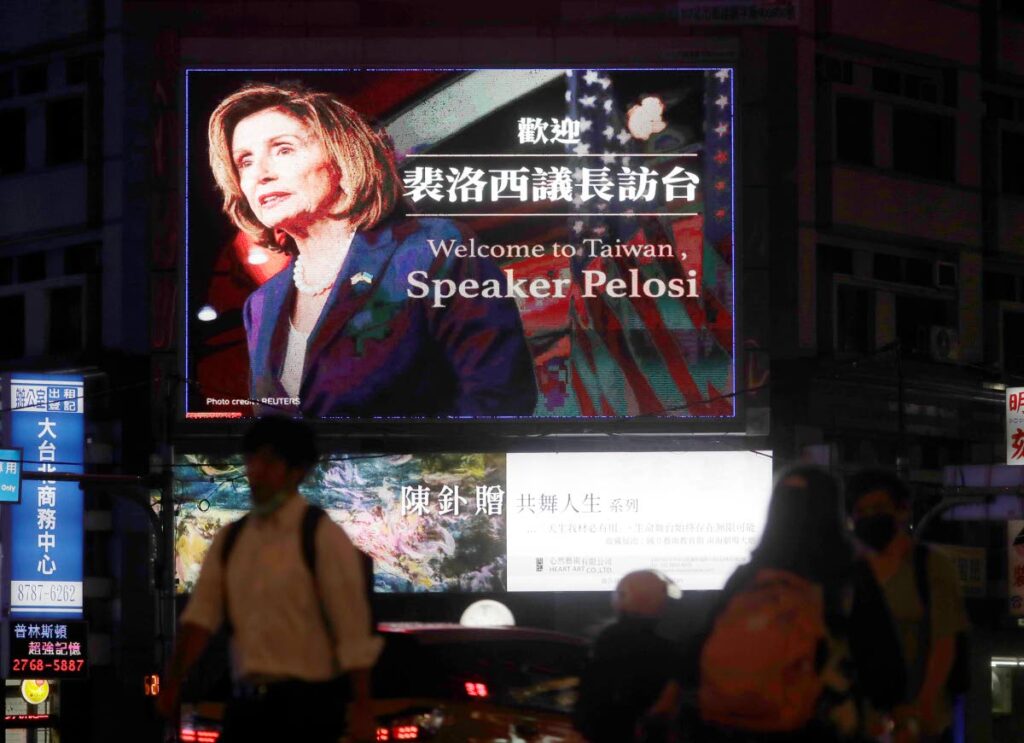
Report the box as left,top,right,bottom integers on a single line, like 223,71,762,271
929,325,961,362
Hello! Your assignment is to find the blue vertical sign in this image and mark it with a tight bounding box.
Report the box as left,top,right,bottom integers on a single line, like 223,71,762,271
3,375,84,617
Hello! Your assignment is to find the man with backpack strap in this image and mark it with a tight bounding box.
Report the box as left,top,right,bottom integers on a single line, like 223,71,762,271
847,469,969,742
156,416,380,743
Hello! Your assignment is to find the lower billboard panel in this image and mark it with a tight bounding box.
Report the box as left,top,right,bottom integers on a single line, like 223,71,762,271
506,451,771,591
174,449,771,594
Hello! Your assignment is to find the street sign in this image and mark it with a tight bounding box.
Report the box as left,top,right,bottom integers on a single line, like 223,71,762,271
5,619,88,679
2,374,85,617
1008,387,1024,465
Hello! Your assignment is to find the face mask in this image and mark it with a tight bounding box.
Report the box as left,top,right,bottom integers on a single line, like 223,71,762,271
250,490,290,517
854,513,897,551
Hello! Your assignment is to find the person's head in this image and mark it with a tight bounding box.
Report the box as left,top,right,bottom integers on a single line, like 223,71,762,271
208,82,402,253
613,570,670,618
241,416,319,508
845,469,911,552
752,465,853,581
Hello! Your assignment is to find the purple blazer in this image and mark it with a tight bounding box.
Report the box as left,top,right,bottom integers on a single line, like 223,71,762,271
242,217,537,418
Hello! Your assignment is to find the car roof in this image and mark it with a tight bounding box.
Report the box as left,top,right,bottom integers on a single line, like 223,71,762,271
377,622,586,646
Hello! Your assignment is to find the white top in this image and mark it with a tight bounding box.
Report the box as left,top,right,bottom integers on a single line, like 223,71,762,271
180,496,382,680
279,321,310,399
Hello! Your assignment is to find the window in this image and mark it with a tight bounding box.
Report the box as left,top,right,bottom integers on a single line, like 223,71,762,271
896,295,953,357
836,284,874,354
835,96,874,166
63,242,99,275
872,254,935,287
16,252,45,282
48,285,83,354
17,63,47,95
893,108,955,181
816,55,853,85
1002,131,1024,195
904,74,938,104
0,295,25,360
0,108,26,174
874,254,902,282
984,271,1018,302
987,93,1017,122
46,97,85,165
873,67,902,95
1004,312,1024,376
64,54,98,86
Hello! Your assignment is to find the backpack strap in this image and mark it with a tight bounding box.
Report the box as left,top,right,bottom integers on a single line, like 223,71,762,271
301,504,326,576
301,504,342,676
220,515,250,636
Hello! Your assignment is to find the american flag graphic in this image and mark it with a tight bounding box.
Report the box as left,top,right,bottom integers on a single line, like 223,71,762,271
558,68,734,417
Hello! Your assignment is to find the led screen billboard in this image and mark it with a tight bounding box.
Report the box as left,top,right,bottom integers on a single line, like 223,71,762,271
174,450,771,593
184,68,737,420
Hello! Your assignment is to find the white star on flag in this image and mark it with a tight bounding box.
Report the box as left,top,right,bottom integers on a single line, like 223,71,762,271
580,95,597,108
573,142,591,155
602,125,615,140
601,152,616,164
580,118,592,132
583,70,600,86
715,94,729,110
714,122,729,137
616,129,631,145
598,77,611,90
572,220,585,234
603,99,613,113
715,69,731,82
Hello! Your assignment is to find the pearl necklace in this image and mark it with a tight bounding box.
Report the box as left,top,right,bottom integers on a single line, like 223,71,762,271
292,235,354,296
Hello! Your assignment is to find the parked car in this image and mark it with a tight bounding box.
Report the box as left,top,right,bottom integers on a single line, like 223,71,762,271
180,622,587,743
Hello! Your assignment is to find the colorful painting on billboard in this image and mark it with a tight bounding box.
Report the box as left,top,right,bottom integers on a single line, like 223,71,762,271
174,453,507,593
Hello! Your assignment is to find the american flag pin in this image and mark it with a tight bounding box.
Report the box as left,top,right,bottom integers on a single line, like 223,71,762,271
350,271,373,285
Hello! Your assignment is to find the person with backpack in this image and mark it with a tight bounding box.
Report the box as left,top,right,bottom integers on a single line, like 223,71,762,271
684,465,907,742
846,469,969,743
156,416,380,742
573,570,681,743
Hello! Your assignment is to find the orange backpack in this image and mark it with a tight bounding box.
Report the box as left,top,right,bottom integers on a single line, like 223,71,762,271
699,569,829,732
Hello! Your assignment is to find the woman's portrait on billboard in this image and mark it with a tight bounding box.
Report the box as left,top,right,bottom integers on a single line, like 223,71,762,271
206,82,537,418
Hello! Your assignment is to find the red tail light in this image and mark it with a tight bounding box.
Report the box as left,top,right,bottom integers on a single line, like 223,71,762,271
376,728,390,741
180,727,219,742
464,681,489,698
394,725,419,740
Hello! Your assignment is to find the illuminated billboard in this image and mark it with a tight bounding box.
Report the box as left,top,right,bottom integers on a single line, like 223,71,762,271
174,450,771,593
184,68,737,420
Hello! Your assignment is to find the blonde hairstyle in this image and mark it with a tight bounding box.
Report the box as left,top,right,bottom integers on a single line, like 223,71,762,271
207,82,402,253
